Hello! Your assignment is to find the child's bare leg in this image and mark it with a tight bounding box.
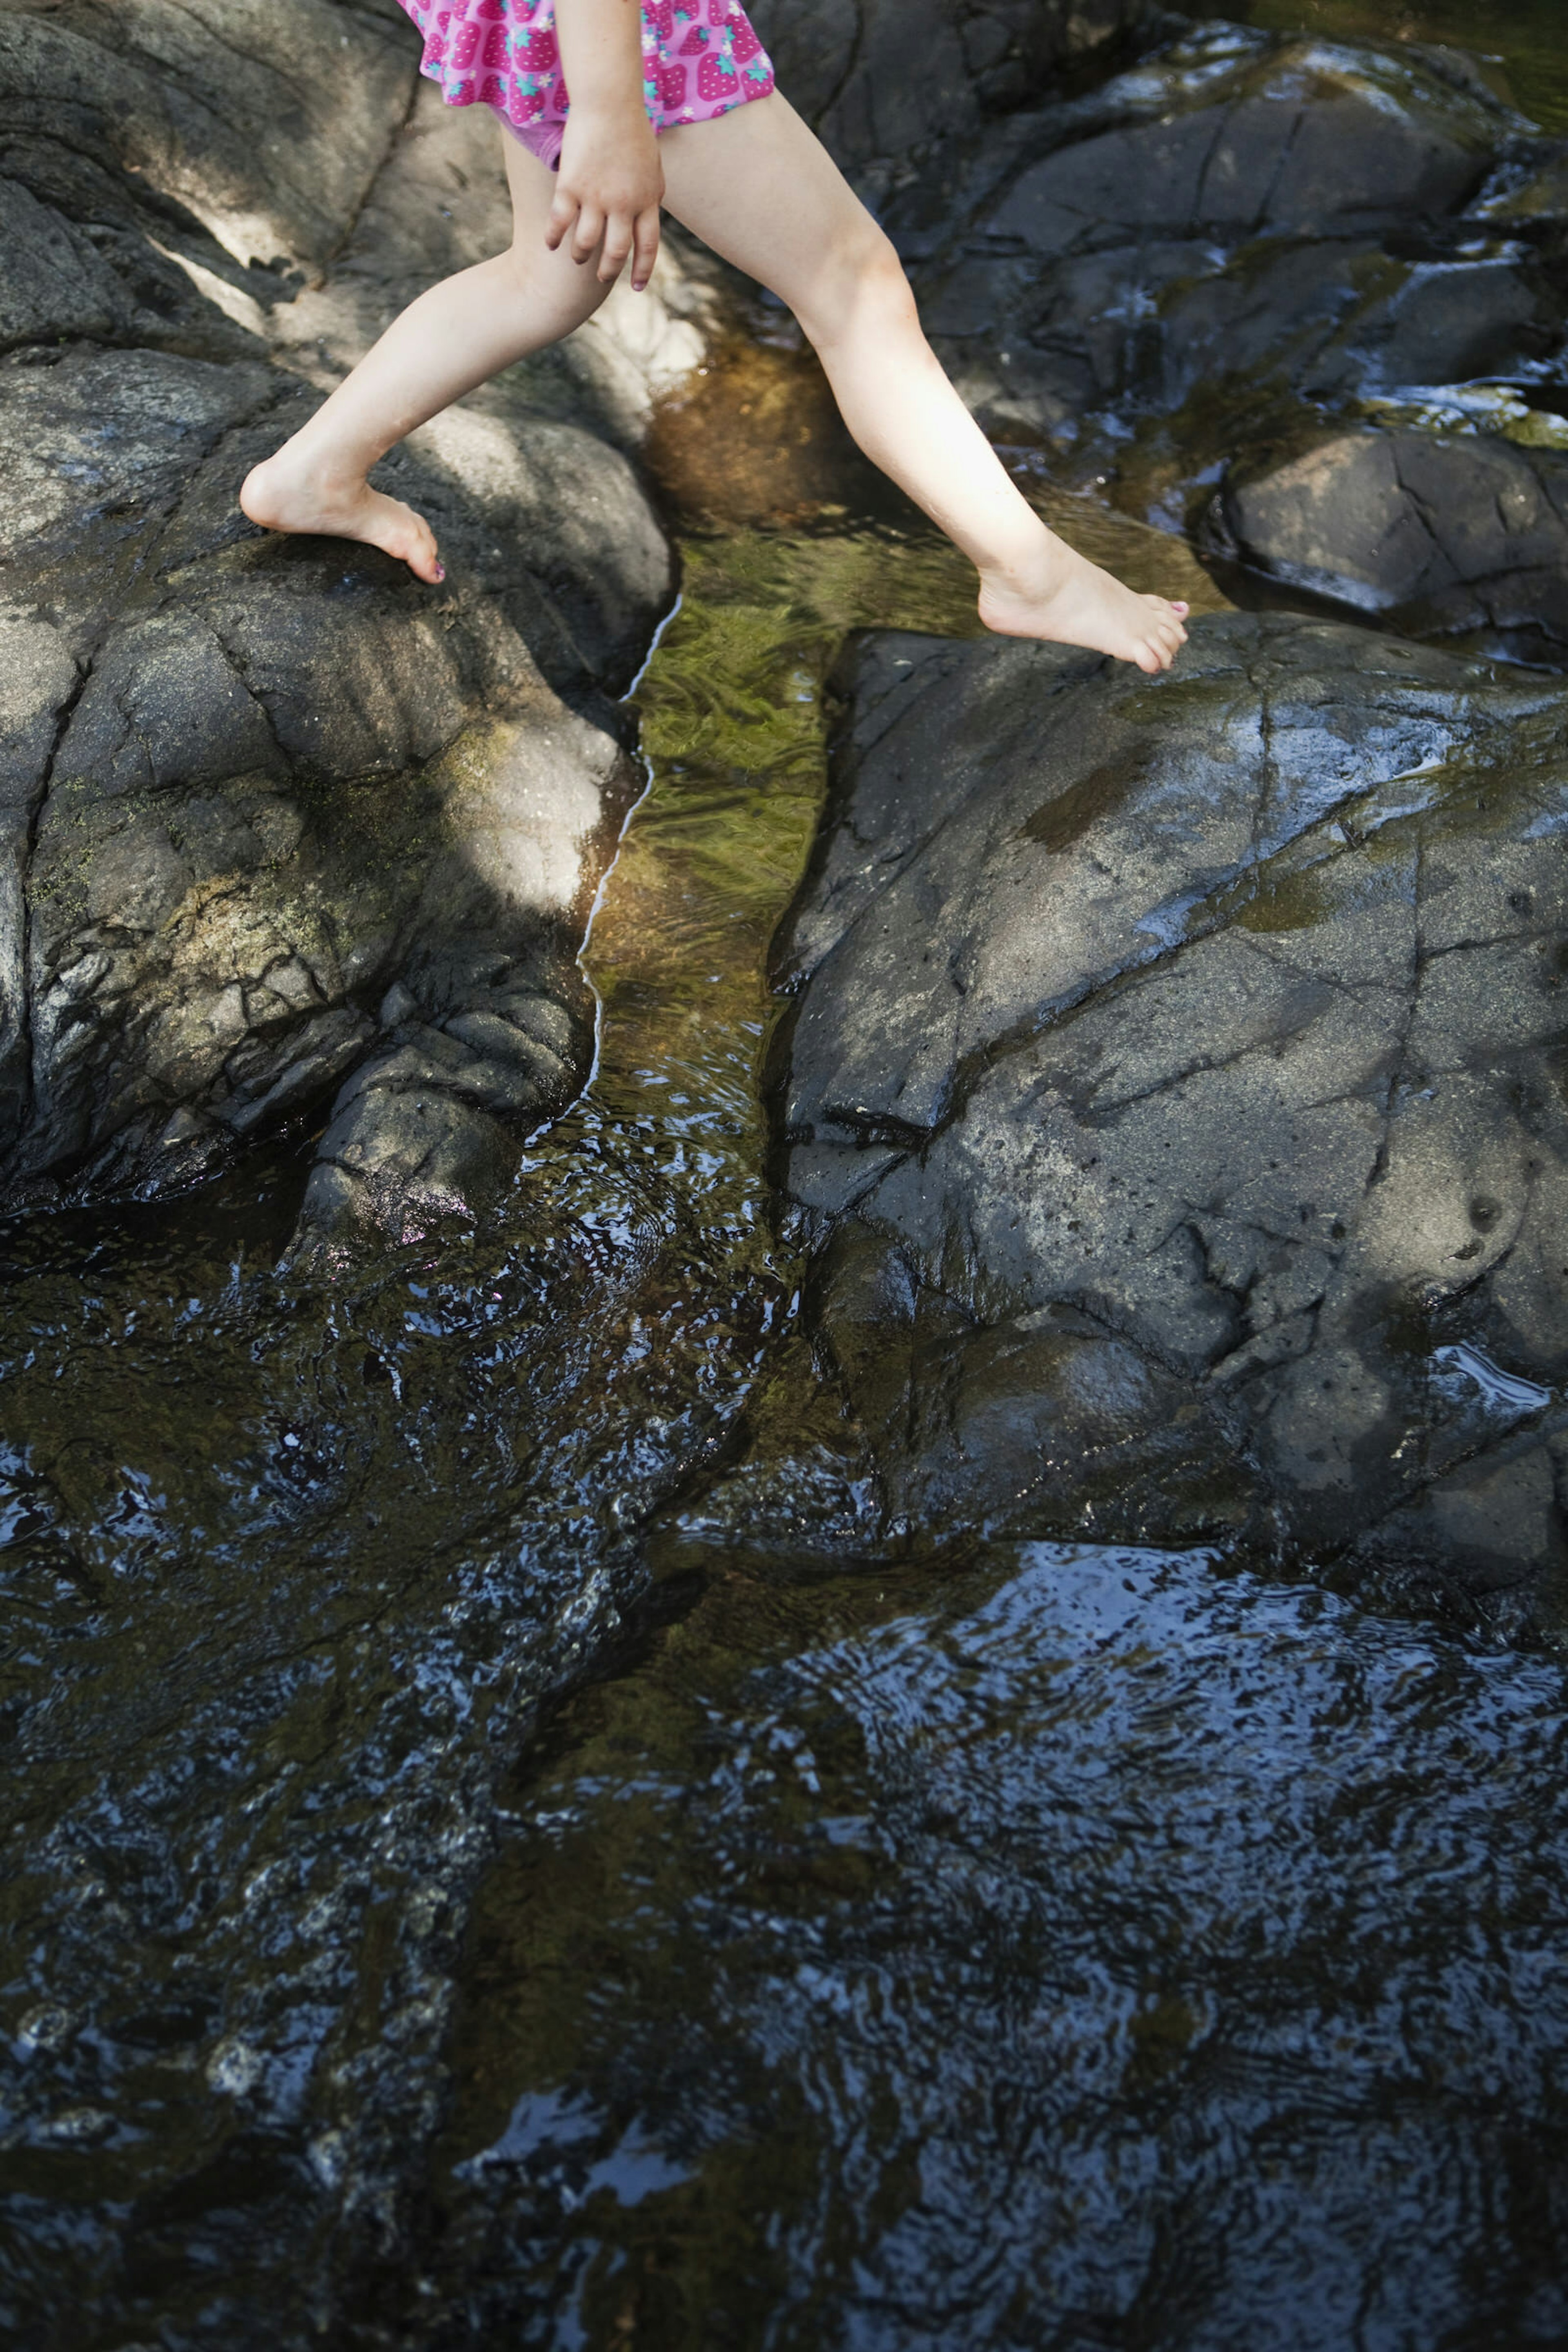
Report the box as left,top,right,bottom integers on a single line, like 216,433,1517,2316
659,97,1187,673
241,136,612,585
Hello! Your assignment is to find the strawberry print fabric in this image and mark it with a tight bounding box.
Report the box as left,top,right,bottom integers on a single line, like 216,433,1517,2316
397,0,776,166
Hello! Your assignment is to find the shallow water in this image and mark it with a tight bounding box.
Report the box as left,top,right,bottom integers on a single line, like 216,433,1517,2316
432,1544,1568,2348
4,2,1568,2337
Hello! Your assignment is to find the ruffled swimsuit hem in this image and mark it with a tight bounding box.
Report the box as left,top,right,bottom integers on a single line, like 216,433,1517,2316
399,1,777,169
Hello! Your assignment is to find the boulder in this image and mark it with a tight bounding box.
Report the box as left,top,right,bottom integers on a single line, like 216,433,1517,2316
0,0,696,1239
748,0,1160,179
1209,426,1568,666
0,0,415,277
774,613,1568,1625
891,20,1568,657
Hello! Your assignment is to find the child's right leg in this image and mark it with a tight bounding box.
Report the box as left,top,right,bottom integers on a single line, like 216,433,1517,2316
658,96,1189,674
241,134,611,584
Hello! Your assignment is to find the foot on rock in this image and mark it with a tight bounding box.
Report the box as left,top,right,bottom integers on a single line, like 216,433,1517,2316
239,450,445,585
979,538,1188,673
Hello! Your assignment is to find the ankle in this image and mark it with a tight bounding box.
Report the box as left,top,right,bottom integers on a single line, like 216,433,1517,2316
257,437,364,496
980,528,1072,602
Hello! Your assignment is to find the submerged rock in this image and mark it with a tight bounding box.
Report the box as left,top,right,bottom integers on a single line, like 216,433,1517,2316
893,21,1568,658
775,614,1568,1623
0,0,696,1238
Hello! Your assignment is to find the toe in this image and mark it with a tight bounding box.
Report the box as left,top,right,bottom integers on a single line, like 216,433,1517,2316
392,515,443,586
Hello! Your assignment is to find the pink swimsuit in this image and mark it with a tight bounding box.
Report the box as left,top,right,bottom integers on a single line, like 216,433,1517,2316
396,0,776,169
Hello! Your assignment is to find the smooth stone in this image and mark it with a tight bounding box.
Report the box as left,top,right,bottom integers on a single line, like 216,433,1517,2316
775,613,1568,1626
0,0,689,1238
747,0,1156,176
1208,427,1568,664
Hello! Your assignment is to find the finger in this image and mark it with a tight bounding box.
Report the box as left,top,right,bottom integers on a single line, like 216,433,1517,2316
599,212,633,285
544,189,577,254
570,203,605,266
630,205,661,293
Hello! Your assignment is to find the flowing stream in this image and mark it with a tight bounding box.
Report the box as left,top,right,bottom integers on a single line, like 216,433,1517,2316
2,2,1567,2340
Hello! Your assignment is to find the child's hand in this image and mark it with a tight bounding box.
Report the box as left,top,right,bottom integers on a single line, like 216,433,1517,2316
547,107,664,292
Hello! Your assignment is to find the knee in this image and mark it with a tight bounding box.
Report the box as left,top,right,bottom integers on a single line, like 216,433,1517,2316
498,238,607,324
796,224,917,350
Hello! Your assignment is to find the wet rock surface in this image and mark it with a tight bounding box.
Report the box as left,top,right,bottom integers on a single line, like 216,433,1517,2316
775,612,1568,1625
0,0,697,1238
0,521,833,2352
1212,423,1568,664
749,0,1160,178
4,4,1568,2345
890,20,1568,657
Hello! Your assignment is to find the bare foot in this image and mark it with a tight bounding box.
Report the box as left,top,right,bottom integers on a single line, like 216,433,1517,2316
239,447,445,586
978,532,1189,673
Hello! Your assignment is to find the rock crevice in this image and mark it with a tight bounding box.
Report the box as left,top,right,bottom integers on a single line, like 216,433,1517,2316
775,615,1568,1626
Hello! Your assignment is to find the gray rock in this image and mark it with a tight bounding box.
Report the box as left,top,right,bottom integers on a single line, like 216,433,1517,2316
776,615,1568,1624
0,0,416,276
0,1,684,1237
1210,427,1568,664
749,0,1159,177
890,20,1568,656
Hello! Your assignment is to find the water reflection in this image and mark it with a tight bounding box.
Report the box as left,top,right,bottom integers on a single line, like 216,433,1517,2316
435,1542,1568,2348
0,514,1020,2338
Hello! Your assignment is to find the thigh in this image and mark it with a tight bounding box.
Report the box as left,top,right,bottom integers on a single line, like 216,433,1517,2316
656,94,886,316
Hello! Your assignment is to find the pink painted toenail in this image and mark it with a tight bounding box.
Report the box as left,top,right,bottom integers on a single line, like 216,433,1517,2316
434,564,445,581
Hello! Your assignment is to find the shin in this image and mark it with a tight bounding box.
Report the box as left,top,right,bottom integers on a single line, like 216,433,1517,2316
659,98,1045,581
659,96,1188,671
278,134,613,485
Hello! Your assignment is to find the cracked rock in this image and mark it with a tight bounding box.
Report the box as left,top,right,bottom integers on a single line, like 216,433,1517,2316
1212,426,1568,668
775,613,1568,1626
748,0,1158,182
0,0,684,1238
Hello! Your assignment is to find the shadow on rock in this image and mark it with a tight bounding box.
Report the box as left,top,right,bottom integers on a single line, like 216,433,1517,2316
0,0,686,1245
771,612,1568,1631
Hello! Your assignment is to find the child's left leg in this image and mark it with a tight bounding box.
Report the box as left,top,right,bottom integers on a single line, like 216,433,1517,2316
241,134,610,584
657,95,1188,673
